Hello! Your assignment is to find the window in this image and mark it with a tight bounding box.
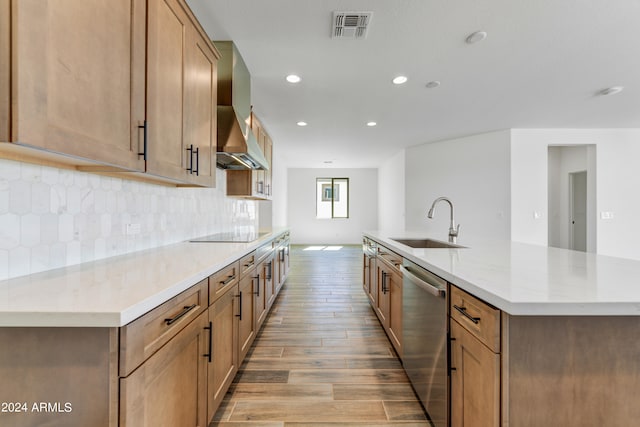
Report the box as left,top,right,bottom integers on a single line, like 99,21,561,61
316,178,349,218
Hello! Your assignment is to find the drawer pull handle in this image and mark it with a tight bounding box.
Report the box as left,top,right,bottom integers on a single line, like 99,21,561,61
244,261,254,268
253,274,261,296
266,261,272,280
236,292,242,320
165,304,197,325
381,271,389,294
203,321,212,362
221,274,236,285
453,305,480,324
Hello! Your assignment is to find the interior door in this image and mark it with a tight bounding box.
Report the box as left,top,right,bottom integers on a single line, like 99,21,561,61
570,171,587,252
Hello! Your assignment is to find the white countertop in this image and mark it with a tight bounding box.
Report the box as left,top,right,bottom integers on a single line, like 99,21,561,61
365,230,640,316
0,228,288,327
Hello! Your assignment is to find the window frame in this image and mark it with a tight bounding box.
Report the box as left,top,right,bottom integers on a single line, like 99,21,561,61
315,177,349,219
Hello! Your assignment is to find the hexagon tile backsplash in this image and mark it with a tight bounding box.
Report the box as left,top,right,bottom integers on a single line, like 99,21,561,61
0,159,259,281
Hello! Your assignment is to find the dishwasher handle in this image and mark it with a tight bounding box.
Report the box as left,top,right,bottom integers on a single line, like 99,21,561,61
400,265,446,298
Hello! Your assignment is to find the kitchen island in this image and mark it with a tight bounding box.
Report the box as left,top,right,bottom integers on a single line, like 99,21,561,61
365,230,640,426
0,228,290,427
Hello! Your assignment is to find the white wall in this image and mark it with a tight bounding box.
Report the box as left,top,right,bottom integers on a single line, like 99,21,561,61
268,139,288,228
378,149,406,233
0,159,259,280
404,130,511,242
287,168,378,244
511,129,640,260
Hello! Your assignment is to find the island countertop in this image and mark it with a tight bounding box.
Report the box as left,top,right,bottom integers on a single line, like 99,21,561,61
0,228,289,327
364,230,640,316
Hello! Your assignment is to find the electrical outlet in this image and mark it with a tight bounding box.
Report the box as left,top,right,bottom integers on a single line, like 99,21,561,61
600,212,614,220
125,223,141,235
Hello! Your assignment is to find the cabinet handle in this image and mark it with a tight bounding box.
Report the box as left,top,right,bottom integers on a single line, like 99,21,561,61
235,292,242,320
453,305,481,324
280,249,285,262
186,145,194,174
448,333,456,374
244,261,254,268
266,262,272,280
138,120,148,161
203,321,212,363
381,272,389,294
164,304,196,325
194,146,199,176
253,274,260,296
220,274,236,285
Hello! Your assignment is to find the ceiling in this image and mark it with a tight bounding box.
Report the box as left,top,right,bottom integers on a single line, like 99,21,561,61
187,0,640,169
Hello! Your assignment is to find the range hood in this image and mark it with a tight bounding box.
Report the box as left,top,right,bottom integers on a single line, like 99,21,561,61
215,41,269,170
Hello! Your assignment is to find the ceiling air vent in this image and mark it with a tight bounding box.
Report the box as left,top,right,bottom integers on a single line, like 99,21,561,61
332,11,372,39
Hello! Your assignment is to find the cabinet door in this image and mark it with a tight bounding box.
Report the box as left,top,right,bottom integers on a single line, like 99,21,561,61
8,0,145,170
1,0,10,141
450,319,500,427
263,135,273,197
363,253,377,306
264,257,276,310
120,312,208,427
375,262,390,327
146,0,189,181
207,287,238,420
254,261,268,331
182,23,217,187
237,272,256,361
387,267,403,357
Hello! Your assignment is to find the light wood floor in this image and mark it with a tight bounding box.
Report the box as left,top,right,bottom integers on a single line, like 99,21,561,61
209,245,431,427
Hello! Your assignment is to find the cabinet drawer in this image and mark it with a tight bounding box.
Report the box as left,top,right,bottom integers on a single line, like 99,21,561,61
376,245,402,272
119,279,208,376
256,242,273,263
239,251,256,277
209,261,240,304
450,285,500,353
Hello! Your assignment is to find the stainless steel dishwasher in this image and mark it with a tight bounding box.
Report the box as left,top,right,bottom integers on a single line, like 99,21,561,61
401,259,448,427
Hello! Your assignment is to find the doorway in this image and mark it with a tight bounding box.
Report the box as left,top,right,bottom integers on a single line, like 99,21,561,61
547,145,596,252
569,171,587,251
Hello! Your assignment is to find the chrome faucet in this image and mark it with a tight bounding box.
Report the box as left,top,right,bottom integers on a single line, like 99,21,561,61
427,197,460,243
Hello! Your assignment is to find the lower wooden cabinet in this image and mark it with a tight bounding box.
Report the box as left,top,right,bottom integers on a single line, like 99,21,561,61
449,319,500,427
373,248,403,357
362,238,377,306
254,258,268,331
120,311,208,427
449,285,501,427
238,269,257,362
207,285,238,420
387,265,403,357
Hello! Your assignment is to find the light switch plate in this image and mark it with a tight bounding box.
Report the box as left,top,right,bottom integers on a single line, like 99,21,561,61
125,223,141,235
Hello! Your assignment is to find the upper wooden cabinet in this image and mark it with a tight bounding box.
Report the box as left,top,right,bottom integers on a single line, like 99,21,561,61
146,0,217,187
1,0,146,172
1,0,219,187
226,112,274,199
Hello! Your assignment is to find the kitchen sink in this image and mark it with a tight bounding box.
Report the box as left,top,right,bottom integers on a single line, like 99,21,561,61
390,238,466,249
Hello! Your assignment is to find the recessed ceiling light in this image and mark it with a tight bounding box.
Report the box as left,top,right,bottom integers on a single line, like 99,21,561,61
425,80,441,89
323,160,333,164
286,74,301,83
366,121,377,127
297,121,307,126
392,76,408,85
465,31,487,44
598,86,624,96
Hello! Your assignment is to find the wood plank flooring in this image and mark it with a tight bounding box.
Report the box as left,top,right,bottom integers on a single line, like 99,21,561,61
210,245,430,426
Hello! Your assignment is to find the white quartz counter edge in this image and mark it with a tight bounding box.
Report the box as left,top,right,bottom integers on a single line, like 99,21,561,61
364,231,640,316
0,228,289,327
